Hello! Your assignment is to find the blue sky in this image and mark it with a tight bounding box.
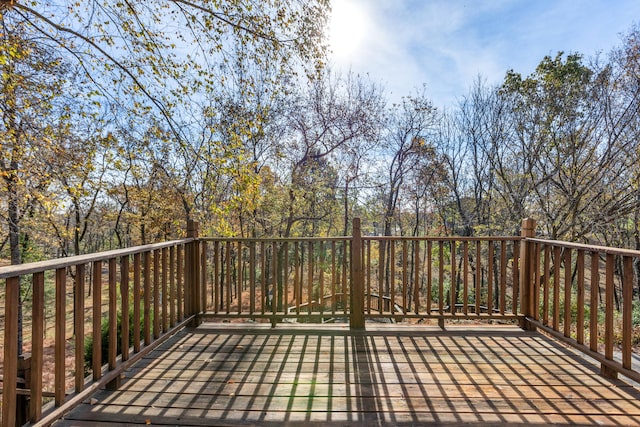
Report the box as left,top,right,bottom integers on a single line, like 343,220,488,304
328,0,640,108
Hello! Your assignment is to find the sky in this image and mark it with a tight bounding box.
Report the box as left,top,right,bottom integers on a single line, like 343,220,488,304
328,0,640,109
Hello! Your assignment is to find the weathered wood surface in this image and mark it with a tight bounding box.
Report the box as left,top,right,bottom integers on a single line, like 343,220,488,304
55,324,640,426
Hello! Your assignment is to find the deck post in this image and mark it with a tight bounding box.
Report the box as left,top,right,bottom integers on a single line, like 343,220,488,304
519,218,536,331
350,218,365,329
186,220,202,323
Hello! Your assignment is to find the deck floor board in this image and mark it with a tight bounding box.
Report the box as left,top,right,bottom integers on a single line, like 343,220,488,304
56,324,640,426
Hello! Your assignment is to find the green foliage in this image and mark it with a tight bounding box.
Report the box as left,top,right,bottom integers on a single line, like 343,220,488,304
83,308,151,375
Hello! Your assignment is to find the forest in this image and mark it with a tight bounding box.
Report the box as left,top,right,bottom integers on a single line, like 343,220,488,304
1,1,639,266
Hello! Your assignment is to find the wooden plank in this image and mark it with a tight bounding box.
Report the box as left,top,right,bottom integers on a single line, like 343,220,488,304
57,325,640,427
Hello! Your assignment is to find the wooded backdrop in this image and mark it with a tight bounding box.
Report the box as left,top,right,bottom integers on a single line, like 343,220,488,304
1,2,639,265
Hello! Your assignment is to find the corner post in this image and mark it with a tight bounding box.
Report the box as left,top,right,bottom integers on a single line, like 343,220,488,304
350,218,365,330
519,218,536,330
186,220,202,323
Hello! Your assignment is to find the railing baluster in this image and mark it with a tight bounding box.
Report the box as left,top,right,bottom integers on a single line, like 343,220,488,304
475,241,481,316
589,251,599,352
563,248,572,338
2,276,19,426
576,249,585,345
144,251,151,346
463,241,469,315
622,255,633,370
75,264,85,391
250,241,256,316
451,240,457,315
543,245,550,326
500,241,507,315
604,253,615,365
153,250,161,338
133,253,141,352
55,267,67,405
236,241,242,315
512,242,520,316
108,259,118,372
31,272,45,422
121,256,130,362
414,240,420,315
402,240,408,315
487,240,493,314
92,261,102,380
225,242,231,314
177,245,183,321
162,247,168,332
169,247,176,328
307,241,313,315
213,241,219,314
553,246,561,330
438,241,444,315
284,242,289,314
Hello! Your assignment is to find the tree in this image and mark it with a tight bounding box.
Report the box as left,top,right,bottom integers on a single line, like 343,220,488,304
0,20,67,264
277,71,384,237
500,52,640,241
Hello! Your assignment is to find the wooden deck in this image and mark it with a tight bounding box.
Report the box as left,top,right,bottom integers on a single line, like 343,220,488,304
54,323,640,426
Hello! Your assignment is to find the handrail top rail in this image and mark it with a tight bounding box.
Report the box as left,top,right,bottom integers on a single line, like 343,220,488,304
0,238,193,279
201,235,522,243
526,237,640,258
364,236,522,242
200,236,352,243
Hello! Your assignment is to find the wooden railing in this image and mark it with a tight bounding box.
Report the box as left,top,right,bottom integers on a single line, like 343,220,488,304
519,221,640,383
198,219,523,327
1,218,639,425
0,229,201,426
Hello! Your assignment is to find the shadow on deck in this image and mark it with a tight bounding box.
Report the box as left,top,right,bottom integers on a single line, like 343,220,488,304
55,323,640,426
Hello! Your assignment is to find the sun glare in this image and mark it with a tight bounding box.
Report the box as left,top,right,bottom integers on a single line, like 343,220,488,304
329,1,366,60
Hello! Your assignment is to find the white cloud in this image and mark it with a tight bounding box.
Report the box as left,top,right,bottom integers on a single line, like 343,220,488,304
327,0,640,109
